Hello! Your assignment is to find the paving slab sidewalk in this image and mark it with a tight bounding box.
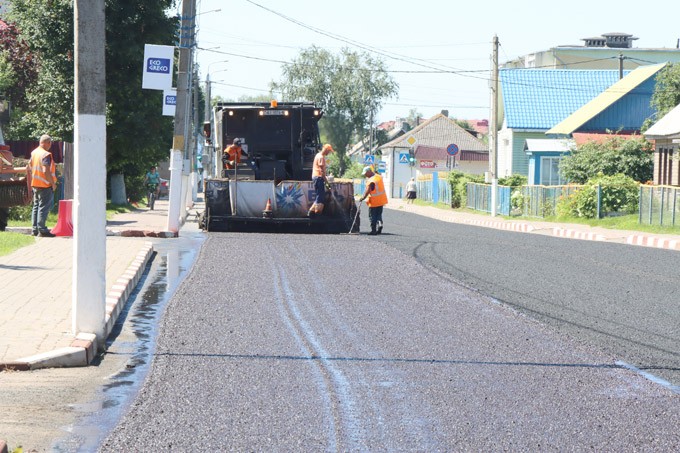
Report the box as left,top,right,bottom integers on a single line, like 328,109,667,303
0,198,196,369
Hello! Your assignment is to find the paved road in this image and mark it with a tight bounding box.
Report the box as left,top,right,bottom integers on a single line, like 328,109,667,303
374,209,680,388
101,230,679,451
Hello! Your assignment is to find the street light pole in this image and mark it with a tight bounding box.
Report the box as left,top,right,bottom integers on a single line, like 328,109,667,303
73,0,107,348
167,0,196,233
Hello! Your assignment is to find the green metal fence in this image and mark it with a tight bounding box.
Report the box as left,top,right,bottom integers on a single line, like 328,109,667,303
519,185,583,218
466,183,512,216
639,185,680,226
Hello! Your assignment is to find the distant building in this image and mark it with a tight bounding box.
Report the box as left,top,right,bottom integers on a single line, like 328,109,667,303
644,104,680,186
503,32,680,71
379,114,487,198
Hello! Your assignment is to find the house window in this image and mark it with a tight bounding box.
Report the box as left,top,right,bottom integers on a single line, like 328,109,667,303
540,156,564,185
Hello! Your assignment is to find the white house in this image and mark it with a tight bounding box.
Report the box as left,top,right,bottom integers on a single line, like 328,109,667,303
378,114,487,198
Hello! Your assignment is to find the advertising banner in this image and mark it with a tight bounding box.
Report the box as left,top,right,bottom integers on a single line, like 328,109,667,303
162,89,177,116
142,44,174,90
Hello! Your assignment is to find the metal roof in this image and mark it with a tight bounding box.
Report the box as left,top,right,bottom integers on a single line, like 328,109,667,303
525,139,575,153
500,69,627,130
546,63,666,135
644,103,680,139
380,114,487,152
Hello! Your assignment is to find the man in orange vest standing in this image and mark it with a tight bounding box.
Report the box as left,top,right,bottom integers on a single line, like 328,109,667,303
359,165,388,235
308,143,334,216
28,134,57,237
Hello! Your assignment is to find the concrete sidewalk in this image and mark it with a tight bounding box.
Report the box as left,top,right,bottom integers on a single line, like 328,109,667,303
0,198,202,370
385,198,680,251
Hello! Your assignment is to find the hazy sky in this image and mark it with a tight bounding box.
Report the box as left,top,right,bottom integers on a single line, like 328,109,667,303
191,0,679,123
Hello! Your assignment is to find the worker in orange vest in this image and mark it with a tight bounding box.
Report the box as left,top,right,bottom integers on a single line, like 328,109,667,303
308,143,334,216
222,138,249,170
358,165,388,235
28,134,57,237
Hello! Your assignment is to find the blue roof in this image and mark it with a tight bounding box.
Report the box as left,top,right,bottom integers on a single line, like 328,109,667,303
500,69,629,130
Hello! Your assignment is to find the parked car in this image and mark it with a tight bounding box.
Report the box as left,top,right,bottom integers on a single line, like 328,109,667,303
158,179,169,199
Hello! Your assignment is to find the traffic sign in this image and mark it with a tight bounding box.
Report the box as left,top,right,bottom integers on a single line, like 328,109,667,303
363,154,375,165
406,135,417,146
399,153,409,164
447,143,459,156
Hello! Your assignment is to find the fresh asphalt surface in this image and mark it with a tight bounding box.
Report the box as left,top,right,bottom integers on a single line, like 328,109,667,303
100,209,679,450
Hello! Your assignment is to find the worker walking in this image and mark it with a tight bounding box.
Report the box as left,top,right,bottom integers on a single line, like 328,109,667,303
222,138,248,171
28,134,57,237
359,166,388,235
308,143,334,216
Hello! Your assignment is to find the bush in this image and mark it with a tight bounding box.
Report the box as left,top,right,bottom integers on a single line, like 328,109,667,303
448,171,485,208
498,174,527,187
556,174,639,219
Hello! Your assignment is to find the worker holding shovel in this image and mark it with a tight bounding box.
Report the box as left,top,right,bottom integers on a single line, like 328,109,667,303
358,166,388,235
308,143,334,217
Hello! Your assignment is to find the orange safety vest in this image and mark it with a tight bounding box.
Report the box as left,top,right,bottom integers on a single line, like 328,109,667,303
223,145,243,169
29,146,56,189
311,152,325,178
366,174,388,207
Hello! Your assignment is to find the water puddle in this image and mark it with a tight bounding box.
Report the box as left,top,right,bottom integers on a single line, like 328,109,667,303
52,231,204,452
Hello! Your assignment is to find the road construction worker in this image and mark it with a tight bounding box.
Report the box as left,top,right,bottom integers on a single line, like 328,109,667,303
359,165,388,235
308,143,334,216
222,138,248,170
28,134,57,237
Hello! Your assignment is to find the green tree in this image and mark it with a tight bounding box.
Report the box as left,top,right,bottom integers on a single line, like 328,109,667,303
6,0,74,141
7,0,178,185
650,63,680,120
559,135,654,184
272,46,398,174
0,21,38,110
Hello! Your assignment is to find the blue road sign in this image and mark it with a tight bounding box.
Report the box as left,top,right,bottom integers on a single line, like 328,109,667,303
447,143,459,156
399,153,409,164
363,155,375,165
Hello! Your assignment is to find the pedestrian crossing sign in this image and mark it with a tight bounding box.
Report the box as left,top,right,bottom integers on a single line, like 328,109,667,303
363,155,375,165
399,153,409,164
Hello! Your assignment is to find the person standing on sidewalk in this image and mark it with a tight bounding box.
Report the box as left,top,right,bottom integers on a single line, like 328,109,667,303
405,177,417,204
28,134,57,237
359,166,388,235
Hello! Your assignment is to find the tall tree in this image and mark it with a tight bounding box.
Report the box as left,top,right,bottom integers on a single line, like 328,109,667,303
0,21,38,110
6,0,74,141
7,0,179,179
272,46,398,174
650,63,680,120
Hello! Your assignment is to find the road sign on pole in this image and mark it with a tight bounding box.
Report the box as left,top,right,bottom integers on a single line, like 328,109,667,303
363,154,375,165
447,143,459,156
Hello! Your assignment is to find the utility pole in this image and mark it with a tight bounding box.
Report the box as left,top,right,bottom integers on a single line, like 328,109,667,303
73,0,107,348
619,53,624,79
168,0,196,232
490,35,499,217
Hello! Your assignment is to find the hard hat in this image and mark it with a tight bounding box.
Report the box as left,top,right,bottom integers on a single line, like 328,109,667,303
362,166,372,176
233,138,241,145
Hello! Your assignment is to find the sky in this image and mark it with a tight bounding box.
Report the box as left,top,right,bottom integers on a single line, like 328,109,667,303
190,0,680,124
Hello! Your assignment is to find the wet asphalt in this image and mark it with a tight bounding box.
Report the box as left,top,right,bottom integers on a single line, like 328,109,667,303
99,209,680,451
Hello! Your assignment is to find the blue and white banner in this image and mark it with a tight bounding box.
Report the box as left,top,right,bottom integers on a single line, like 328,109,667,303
162,89,177,116
142,44,174,90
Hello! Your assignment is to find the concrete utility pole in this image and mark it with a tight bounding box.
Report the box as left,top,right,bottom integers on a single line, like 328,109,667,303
73,0,107,347
168,0,196,232
490,35,499,217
